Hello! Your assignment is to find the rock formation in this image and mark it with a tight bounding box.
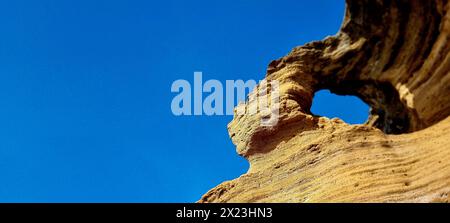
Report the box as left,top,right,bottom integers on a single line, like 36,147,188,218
200,0,450,202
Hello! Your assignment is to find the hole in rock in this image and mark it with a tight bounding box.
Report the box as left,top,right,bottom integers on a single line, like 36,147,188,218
311,90,370,124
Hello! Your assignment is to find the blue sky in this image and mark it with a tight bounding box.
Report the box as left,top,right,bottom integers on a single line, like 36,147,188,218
0,0,368,202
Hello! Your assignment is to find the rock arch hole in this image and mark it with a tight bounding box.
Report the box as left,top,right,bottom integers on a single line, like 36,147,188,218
311,90,370,125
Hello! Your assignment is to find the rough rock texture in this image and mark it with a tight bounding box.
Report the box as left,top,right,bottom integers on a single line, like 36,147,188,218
200,0,450,203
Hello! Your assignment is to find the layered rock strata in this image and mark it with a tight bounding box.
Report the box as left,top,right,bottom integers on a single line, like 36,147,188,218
201,0,450,203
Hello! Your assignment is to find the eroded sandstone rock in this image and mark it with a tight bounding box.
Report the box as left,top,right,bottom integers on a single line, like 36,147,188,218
200,0,450,203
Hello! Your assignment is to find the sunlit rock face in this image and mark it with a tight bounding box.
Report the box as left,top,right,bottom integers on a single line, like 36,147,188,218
200,0,450,203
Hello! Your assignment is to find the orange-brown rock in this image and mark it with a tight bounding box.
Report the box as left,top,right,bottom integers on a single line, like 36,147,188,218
200,0,450,203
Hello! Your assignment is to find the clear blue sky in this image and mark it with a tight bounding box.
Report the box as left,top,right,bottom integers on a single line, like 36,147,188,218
0,0,368,202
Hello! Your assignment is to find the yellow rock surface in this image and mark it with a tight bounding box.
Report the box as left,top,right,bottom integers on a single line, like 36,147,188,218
200,0,450,203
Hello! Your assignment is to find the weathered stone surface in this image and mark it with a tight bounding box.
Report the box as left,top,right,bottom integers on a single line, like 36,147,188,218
200,0,450,203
